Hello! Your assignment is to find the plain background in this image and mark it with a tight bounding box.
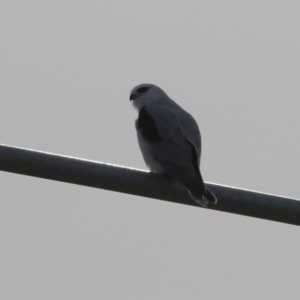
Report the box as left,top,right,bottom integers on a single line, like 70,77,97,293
1,1,300,299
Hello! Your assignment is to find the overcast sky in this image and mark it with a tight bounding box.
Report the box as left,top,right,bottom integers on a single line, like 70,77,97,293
1,1,300,299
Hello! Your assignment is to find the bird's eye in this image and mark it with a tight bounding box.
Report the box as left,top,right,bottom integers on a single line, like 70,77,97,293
137,86,150,94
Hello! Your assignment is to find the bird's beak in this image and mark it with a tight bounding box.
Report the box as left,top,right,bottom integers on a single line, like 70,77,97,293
129,93,137,101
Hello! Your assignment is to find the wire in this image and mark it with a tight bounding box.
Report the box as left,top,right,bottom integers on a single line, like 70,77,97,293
0,144,299,226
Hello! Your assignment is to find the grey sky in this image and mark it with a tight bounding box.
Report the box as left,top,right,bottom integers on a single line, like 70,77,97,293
1,1,300,299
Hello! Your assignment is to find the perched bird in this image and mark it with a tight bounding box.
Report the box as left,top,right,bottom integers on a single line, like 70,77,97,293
130,83,217,207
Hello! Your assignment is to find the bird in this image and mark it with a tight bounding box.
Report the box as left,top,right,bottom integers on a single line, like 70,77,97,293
129,83,217,207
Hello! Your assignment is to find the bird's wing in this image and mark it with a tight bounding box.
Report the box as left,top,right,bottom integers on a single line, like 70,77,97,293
138,102,207,204
146,103,207,197
143,102,201,166
178,106,202,165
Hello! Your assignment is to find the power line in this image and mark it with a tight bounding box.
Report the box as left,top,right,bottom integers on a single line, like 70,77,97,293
0,144,299,226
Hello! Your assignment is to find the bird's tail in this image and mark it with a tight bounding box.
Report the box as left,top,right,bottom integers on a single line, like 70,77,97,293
204,187,218,205
189,187,218,208
188,191,209,207
159,161,218,208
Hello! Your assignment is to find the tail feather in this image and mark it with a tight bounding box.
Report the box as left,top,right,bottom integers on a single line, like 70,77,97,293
159,161,217,208
188,169,218,207
188,191,209,207
188,187,217,207
204,187,218,205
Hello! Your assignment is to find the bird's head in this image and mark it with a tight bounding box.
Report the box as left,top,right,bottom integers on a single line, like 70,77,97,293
129,84,168,110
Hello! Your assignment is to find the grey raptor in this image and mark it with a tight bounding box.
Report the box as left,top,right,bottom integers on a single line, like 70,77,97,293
130,83,217,207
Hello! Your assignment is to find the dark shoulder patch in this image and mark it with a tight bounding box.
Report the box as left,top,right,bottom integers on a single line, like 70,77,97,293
137,107,162,143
